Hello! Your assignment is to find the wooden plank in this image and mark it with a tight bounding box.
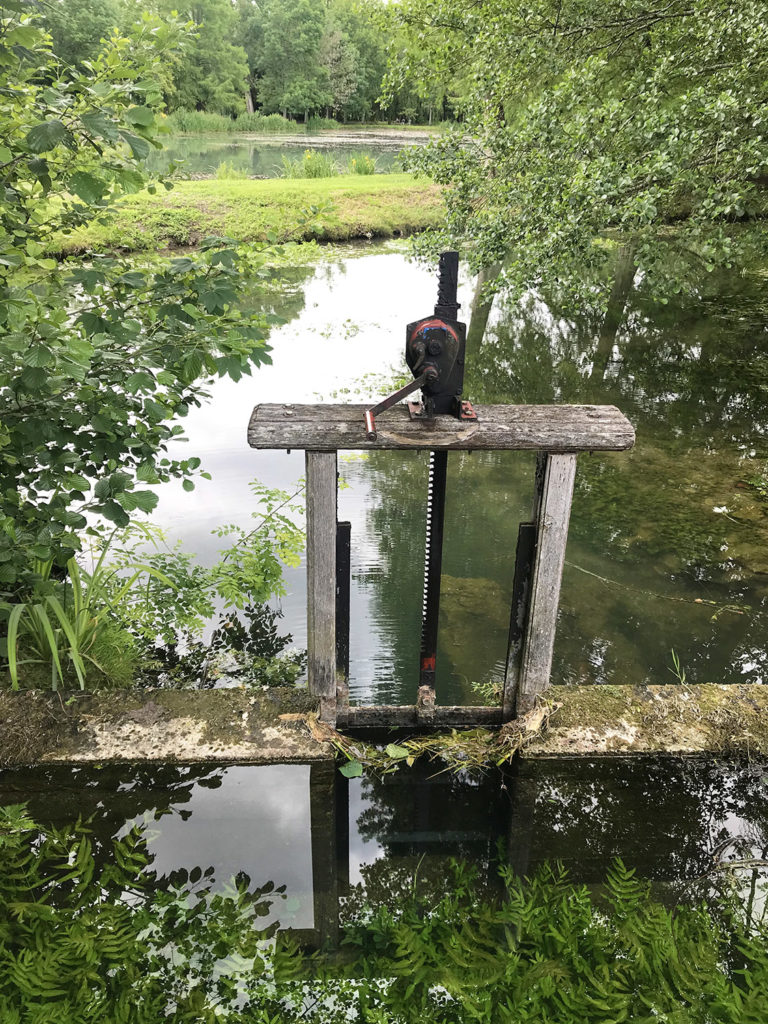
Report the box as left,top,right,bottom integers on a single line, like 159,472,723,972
516,454,577,715
502,521,537,720
248,403,634,452
337,705,504,728
305,452,337,724
335,520,351,708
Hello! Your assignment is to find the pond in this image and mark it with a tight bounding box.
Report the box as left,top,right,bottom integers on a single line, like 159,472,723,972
146,127,428,178
147,241,768,707
5,235,768,1016
2,756,767,1016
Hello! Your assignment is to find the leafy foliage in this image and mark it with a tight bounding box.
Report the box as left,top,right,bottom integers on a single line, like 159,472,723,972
138,602,306,689
388,0,768,301
0,8,279,588
2,547,168,691
2,802,768,1023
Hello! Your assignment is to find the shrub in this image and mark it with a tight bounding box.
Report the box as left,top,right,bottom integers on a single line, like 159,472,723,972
307,115,340,131
215,160,248,179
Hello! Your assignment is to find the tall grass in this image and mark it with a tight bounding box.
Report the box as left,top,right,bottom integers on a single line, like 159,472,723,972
280,149,339,178
166,109,303,135
215,160,248,179
346,152,377,175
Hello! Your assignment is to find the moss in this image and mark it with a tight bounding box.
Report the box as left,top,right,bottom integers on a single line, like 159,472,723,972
0,687,321,766
528,683,768,757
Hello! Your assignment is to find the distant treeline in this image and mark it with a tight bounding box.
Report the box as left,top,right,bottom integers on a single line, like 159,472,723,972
41,0,456,125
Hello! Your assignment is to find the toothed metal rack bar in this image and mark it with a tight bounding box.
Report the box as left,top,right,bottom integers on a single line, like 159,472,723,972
248,403,635,728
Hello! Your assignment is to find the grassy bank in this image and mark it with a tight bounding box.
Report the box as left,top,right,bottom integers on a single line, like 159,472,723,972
56,174,442,255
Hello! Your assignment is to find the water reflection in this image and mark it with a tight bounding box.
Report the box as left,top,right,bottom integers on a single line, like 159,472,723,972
148,242,768,704
3,756,768,937
146,132,410,178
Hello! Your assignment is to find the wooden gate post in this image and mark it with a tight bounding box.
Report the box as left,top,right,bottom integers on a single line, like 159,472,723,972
516,453,577,715
305,451,337,725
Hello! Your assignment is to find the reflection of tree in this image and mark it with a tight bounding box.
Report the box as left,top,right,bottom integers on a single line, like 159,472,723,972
0,763,225,871
346,449,534,701
350,763,510,912
519,757,768,890
349,757,768,918
353,258,768,689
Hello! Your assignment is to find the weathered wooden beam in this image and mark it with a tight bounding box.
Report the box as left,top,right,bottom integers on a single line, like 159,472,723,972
305,451,337,725
337,705,504,729
502,521,537,720
335,520,351,708
516,453,577,715
248,403,634,452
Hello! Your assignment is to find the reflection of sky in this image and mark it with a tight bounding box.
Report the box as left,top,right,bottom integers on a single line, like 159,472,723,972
146,248,476,701
348,777,383,885
122,765,314,930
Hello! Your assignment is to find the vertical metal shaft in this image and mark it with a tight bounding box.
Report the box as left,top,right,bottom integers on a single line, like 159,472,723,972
419,449,448,689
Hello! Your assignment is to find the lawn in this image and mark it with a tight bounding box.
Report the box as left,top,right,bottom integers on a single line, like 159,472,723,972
55,174,443,254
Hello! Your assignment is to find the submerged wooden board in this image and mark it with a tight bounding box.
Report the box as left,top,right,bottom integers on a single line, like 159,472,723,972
337,705,504,729
248,403,635,452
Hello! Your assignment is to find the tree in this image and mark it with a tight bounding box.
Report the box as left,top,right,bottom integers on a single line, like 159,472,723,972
325,0,389,122
319,23,359,120
38,0,121,67
0,4,273,589
144,0,249,114
255,0,329,120
386,0,768,302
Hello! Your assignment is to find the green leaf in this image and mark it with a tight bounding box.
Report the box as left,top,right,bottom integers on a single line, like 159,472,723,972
99,500,130,527
385,744,410,759
80,110,117,139
118,490,158,513
339,760,363,778
182,479,195,492
124,106,155,127
26,120,73,153
119,131,150,160
68,172,105,205
24,345,53,368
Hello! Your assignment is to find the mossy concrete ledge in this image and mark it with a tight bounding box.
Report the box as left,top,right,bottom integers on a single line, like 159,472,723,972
526,684,768,757
2,684,767,767
0,688,333,767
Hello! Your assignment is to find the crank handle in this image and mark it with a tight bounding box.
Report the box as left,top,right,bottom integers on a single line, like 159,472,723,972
364,370,432,440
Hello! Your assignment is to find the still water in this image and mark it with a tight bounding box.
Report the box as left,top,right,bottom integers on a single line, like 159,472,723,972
2,757,767,932
148,242,768,706
147,129,418,177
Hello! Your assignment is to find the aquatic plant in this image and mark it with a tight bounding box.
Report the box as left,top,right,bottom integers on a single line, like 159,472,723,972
167,108,302,135
307,116,341,131
281,149,339,178
346,152,377,175
215,160,249,180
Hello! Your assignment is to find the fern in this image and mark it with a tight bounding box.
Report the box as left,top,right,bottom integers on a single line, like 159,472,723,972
1,804,767,1023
